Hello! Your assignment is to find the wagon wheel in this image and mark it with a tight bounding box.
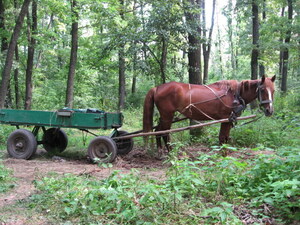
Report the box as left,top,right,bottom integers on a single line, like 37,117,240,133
7,129,37,159
114,130,134,155
88,136,117,163
42,128,68,153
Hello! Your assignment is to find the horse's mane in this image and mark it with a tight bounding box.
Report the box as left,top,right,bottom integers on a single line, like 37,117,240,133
209,80,240,94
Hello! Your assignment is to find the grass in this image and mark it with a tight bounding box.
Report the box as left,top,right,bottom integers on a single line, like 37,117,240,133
0,161,15,193
25,145,299,224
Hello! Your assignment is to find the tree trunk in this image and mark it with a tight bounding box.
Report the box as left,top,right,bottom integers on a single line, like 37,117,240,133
185,0,202,85
217,25,224,79
185,0,203,137
0,0,8,52
14,46,20,109
118,0,126,110
278,7,285,90
118,44,126,110
160,36,167,83
259,0,266,77
24,0,37,110
65,0,78,108
0,0,31,109
132,50,137,94
202,0,216,84
281,0,293,93
131,0,137,94
251,0,259,81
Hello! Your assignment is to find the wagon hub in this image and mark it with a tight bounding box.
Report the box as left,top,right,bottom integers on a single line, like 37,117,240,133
15,138,25,150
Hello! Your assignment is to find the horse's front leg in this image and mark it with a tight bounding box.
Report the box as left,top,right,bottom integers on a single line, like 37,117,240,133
219,122,233,156
219,122,233,144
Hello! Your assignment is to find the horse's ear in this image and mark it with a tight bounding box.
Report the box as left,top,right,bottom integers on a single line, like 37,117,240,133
260,75,266,85
271,75,276,82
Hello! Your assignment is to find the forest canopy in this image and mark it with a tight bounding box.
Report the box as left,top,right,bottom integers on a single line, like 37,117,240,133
0,0,299,110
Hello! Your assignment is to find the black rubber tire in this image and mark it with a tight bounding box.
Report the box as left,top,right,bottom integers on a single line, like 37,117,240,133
7,129,37,159
88,136,117,163
42,128,68,153
114,130,134,155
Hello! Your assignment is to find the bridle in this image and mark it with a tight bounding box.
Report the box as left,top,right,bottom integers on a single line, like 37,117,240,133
257,84,273,108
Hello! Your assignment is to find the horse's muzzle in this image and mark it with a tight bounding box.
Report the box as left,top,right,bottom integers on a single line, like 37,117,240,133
264,108,273,116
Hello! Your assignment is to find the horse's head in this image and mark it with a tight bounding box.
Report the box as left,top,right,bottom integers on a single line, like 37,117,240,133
257,75,276,116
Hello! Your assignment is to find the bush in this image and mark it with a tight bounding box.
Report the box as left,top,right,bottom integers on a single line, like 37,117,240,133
199,146,300,222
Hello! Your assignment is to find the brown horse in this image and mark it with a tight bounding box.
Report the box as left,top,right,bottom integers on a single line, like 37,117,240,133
143,75,276,150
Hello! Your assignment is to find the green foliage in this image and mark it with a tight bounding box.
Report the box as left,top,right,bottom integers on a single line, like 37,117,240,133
197,146,300,222
229,90,300,148
28,157,238,224
0,162,15,193
0,126,15,149
27,145,300,224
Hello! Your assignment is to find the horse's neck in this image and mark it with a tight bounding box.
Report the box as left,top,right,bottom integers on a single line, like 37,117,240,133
240,80,258,104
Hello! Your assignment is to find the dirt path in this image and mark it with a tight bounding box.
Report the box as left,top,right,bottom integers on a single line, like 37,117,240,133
0,148,166,210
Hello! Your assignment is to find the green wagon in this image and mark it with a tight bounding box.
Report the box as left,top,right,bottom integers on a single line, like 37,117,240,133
0,108,133,163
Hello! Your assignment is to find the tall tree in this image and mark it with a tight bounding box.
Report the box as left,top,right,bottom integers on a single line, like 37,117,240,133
278,6,285,88
259,0,266,77
160,36,168,83
14,46,20,108
280,0,293,93
225,0,237,78
131,0,137,94
24,0,37,110
185,0,202,85
13,0,20,109
118,0,126,110
251,0,259,81
0,0,31,108
216,24,224,79
202,0,216,84
0,0,8,52
65,0,79,108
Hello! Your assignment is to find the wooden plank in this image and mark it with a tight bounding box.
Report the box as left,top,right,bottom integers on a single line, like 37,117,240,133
120,116,188,136
113,115,256,140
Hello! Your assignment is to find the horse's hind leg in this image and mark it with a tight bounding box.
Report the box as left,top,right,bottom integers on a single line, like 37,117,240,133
155,123,163,150
155,113,174,156
162,133,172,152
158,116,174,151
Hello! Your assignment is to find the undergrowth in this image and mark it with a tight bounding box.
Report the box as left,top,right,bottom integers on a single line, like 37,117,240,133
27,146,300,224
0,162,15,193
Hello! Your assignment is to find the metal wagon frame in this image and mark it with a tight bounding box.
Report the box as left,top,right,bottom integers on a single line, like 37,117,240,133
0,108,133,163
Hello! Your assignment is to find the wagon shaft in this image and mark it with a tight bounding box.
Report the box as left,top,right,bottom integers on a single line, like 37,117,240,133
113,115,257,140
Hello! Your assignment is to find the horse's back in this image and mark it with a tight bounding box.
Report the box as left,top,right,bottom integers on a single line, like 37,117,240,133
153,82,188,112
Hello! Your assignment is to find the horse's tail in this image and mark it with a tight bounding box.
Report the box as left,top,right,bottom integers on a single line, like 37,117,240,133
143,87,156,132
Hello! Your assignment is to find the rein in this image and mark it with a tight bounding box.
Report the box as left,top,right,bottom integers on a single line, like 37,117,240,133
235,113,263,128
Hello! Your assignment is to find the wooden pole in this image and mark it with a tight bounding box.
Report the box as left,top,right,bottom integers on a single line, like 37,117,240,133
113,115,256,140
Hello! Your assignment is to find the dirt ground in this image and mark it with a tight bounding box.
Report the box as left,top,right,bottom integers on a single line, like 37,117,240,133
0,146,276,224
0,146,167,207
